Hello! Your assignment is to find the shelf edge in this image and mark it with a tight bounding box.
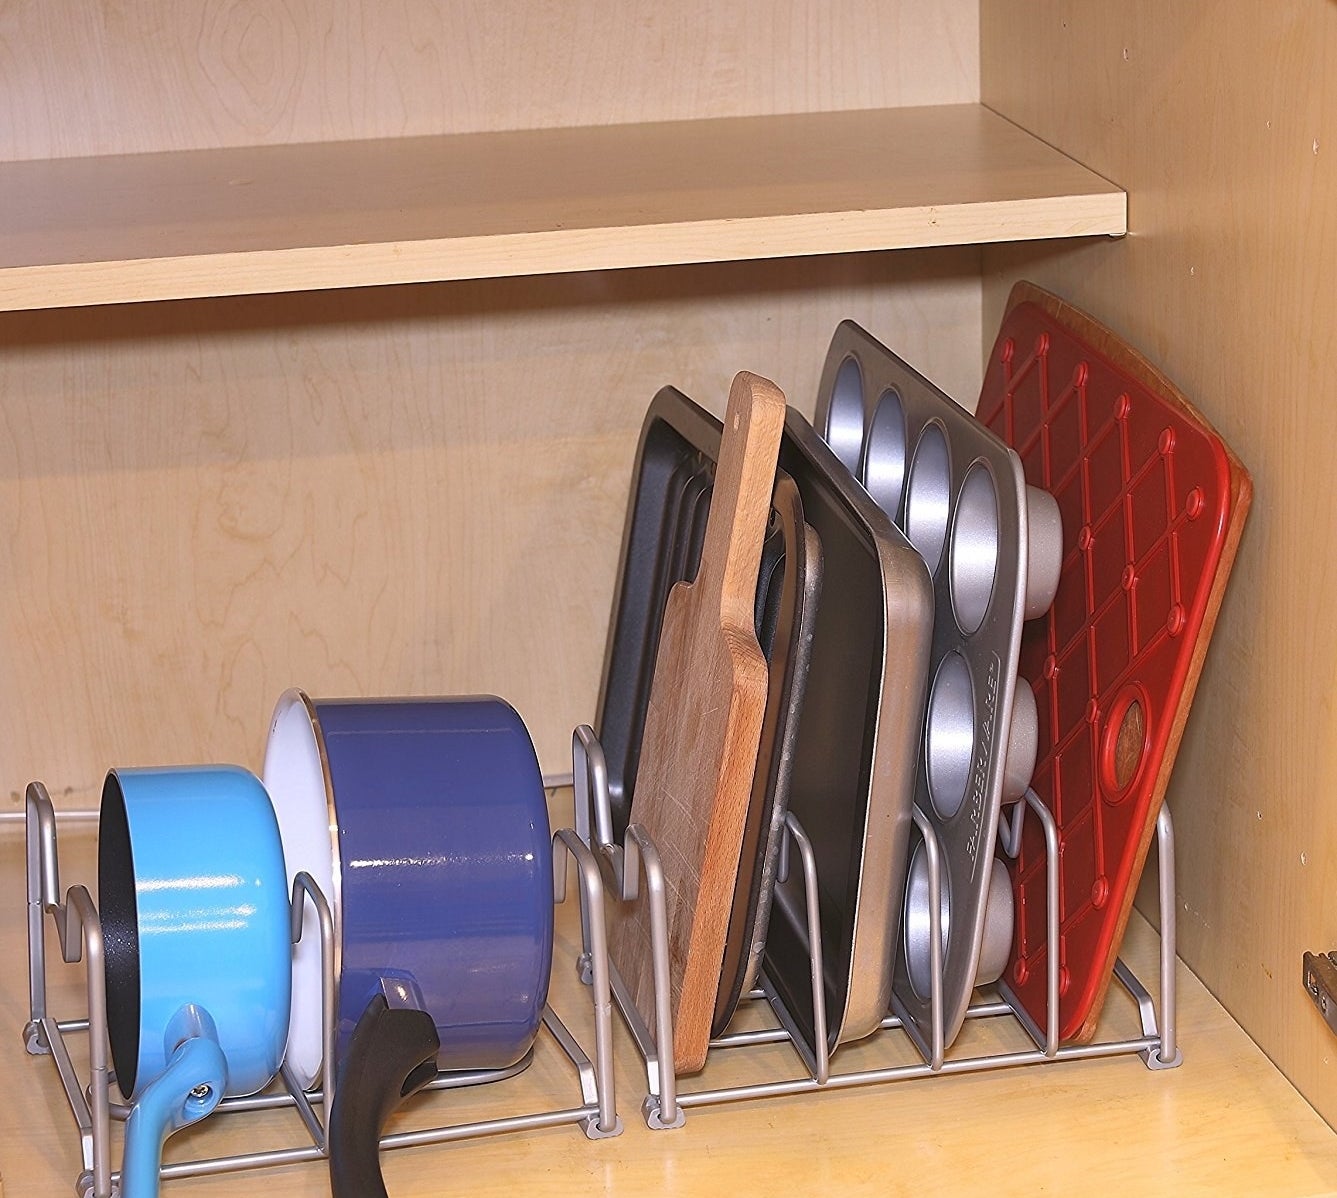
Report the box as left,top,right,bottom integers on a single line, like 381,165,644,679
0,194,1126,313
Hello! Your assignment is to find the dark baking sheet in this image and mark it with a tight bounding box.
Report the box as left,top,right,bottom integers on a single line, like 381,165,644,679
594,386,817,1036
714,483,822,1035
762,409,933,1061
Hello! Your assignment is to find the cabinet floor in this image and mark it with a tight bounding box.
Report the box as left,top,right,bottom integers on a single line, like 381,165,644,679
4,800,1334,1198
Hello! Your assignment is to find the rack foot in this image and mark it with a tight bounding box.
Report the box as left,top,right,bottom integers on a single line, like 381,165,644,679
641,1095,686,1130
1142,1045,1184,1071
24,1019,49,1055
76,1167,116,1198
576,952,594,986
580,1113,624,1140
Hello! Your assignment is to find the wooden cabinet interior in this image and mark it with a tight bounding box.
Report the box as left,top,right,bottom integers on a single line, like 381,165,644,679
0,255,982,802
0,2,979,159
5,0,1334,1169
0,0,996,801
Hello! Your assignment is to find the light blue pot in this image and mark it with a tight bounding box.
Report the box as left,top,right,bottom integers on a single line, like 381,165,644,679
99,765,291,1198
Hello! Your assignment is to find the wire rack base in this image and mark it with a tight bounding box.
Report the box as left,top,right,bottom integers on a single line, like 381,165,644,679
22,772,622,1198
570,723,1181,1128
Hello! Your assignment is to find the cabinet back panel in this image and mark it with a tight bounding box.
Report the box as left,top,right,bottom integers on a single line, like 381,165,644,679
0,251,981,810
0,1,977,161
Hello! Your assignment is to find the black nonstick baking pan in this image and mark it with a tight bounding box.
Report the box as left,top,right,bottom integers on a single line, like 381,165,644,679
761,409,933,1066
594,386,820,1037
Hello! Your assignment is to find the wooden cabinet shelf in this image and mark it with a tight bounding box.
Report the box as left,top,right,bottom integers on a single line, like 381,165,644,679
0,104,1124,312
4,1,1335,1188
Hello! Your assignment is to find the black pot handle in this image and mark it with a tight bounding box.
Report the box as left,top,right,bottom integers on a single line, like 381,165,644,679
328,994,441,1198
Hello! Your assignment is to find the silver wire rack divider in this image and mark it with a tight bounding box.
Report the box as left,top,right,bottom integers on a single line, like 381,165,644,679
571,723,1182,1129
23,770,622,1198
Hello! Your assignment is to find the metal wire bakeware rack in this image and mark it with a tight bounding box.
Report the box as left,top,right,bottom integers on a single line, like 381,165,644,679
571,723,1181,1129
21,769,622,1198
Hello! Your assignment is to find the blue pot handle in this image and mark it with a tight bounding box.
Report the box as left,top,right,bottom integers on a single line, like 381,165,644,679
121,1005,228,1198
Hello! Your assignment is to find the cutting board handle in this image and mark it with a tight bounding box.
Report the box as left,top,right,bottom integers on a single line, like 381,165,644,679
695,371,787,630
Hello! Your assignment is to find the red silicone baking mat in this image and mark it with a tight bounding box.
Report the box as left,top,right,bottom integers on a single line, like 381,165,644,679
976,283,1251,1043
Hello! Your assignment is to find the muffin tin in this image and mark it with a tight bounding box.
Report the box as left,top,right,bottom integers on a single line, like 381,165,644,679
814,320,1062,1055
977,284,1251,1044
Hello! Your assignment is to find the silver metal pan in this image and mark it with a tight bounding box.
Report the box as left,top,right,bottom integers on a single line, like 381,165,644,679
814,321,1060,1056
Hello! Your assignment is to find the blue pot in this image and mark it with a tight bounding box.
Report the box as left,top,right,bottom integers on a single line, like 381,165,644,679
99,765,291,1198
262,691,553,1197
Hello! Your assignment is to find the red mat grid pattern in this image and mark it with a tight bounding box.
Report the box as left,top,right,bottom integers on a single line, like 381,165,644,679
978,304,1234,1041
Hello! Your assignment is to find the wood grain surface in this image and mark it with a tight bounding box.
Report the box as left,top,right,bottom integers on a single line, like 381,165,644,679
981,0,1337,1127
608,371,785,1074
0,0,989,812
0,105,1123,312
0,254,984,816
0,1,977,161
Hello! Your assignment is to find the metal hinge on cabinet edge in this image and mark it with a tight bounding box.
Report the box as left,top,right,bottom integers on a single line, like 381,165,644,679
1302,951,1337,1034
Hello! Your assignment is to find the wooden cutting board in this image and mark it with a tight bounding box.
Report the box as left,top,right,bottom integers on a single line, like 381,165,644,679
609,370,786,1075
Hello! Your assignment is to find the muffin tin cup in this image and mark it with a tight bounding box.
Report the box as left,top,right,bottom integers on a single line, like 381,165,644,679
814,320,1059,1055
975,864,1015,987
1024,486,1064,619
1001,683,1039,804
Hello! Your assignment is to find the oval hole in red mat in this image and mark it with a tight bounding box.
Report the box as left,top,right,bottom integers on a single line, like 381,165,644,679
1100,685,1150,801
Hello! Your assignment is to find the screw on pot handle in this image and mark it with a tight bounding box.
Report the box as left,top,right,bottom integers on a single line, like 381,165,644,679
121,1004,227,1198
329,993,441,1198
